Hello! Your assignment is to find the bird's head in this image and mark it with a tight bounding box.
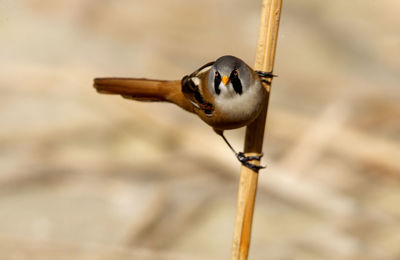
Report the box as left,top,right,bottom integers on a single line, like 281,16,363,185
208,55,254,98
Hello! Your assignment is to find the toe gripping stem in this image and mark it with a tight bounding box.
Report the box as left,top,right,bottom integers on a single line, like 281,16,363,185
237,152,265,172
219,132,265,172
256,70,277,85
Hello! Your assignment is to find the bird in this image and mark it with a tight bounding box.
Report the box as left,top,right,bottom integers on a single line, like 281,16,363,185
93,55,274,171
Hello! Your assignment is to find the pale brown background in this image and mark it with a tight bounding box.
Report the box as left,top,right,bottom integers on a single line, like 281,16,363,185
1,0,400,259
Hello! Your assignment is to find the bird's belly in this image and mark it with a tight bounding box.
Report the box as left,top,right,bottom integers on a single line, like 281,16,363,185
203,106,262,130
201,93,266,130
206,84,266,130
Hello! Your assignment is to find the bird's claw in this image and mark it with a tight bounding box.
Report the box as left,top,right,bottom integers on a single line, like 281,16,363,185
237,152,263,161
237,152,265,172
256,71,277,78
218,132,266,172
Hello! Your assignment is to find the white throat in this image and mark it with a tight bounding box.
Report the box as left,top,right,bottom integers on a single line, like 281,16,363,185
218,82,238,98
214,81,263,121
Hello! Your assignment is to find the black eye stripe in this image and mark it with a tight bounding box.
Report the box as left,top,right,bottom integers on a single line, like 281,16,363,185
214,70,221,95
229,69,238,78
230,69,242,95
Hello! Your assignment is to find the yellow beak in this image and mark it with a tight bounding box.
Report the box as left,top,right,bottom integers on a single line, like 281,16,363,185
221,76,229,85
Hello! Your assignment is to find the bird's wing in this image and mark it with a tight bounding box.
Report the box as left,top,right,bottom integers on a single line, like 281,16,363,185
177,60,216,116
188,61,215,77
181,74,214,116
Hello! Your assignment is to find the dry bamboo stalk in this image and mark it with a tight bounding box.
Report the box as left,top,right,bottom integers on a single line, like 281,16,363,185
231,0,282,259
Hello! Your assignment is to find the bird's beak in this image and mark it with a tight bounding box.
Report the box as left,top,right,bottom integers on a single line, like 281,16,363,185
222,75,230,85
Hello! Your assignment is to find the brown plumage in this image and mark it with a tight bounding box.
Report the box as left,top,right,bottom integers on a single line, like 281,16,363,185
93,56,274,171
94,78,193,112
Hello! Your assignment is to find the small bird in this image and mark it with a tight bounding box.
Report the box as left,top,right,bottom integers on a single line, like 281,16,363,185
94,55,274,171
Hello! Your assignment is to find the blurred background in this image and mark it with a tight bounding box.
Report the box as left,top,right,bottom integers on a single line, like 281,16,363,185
1,0,399,259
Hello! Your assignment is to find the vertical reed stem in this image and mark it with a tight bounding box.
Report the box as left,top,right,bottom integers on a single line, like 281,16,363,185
231,1,283,259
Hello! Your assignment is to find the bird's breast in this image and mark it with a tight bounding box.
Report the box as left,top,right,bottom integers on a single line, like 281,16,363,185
199,81,267,130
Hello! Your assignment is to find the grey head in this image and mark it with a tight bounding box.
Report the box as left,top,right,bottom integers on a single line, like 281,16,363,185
208,55,254,98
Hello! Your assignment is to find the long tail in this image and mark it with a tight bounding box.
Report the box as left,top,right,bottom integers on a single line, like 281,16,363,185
93,78,192,111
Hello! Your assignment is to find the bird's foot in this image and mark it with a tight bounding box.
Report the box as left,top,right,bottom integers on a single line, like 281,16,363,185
237,152,265,172
256,71,277,86
237,152,263,161
217,132,266,172
256,71,277,78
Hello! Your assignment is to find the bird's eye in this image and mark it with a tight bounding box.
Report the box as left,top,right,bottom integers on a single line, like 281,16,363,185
233,69,238,77
215,71,220,77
